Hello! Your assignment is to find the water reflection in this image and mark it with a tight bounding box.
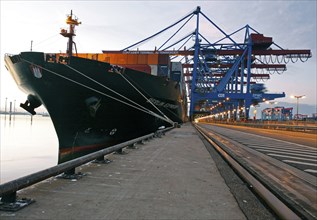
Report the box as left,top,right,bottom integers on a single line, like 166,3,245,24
0,115,58,184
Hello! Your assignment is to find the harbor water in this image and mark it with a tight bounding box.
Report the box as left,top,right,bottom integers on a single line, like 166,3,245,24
0,114,58,184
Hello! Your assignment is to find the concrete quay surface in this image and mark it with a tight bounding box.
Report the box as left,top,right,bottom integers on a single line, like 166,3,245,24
1,123,246,220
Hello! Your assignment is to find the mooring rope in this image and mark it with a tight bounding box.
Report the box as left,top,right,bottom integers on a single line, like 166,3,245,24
65,64,174,125
21,58,173,124
64,64,152,113
112,66,174,124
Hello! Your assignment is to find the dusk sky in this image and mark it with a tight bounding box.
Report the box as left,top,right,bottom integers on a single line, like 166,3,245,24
1,1,316,114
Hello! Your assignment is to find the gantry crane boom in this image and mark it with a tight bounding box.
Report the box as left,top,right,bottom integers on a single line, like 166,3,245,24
101,6,312,120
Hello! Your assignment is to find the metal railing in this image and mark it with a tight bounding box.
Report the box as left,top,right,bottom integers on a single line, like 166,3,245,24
0,126,174,210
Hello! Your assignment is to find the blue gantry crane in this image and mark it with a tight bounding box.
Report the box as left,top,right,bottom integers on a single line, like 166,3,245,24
108,6,312,121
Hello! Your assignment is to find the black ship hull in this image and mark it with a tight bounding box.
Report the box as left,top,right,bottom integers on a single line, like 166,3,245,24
5,52,185,163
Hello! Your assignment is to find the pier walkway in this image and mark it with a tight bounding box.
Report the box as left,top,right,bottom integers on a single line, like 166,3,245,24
1,123,246,219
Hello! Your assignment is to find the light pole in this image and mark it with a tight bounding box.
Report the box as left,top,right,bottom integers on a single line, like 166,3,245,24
5,97,8,114
291,95,305,121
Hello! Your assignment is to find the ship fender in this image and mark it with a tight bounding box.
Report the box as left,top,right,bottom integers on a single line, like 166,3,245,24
20,94,42,115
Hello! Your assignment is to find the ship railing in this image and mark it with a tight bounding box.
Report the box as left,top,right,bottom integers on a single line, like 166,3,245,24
0,126,174,211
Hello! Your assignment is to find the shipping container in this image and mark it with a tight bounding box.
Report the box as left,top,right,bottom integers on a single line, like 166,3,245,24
120,64,151,74
158,54,169,65
147,54,159,65
74,53,175,77
157,65,169,77
170,62,182,82
149,65,158,76
127,54,138,65
137,54,148,64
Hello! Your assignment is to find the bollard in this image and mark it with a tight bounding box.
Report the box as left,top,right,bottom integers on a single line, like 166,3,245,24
115,148,127,155
57,167,84,180
0,131,167,212
127,143,137,149
0,191,34,211
93,156,112,164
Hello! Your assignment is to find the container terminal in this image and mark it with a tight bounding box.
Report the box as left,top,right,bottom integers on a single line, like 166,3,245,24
1,6,316,220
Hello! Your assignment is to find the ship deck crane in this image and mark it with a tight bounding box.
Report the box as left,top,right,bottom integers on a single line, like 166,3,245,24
103,6,312,121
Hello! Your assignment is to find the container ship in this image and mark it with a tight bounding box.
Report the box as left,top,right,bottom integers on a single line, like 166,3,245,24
4,11,186,163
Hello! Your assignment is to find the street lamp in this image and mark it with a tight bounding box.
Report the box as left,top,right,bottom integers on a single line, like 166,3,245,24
291,95,305,120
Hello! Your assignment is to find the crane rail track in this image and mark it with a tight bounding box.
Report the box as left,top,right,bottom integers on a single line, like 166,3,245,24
194,123,317,220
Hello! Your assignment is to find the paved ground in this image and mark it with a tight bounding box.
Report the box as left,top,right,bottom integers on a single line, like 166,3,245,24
209,123,317,148
1,123,247,220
